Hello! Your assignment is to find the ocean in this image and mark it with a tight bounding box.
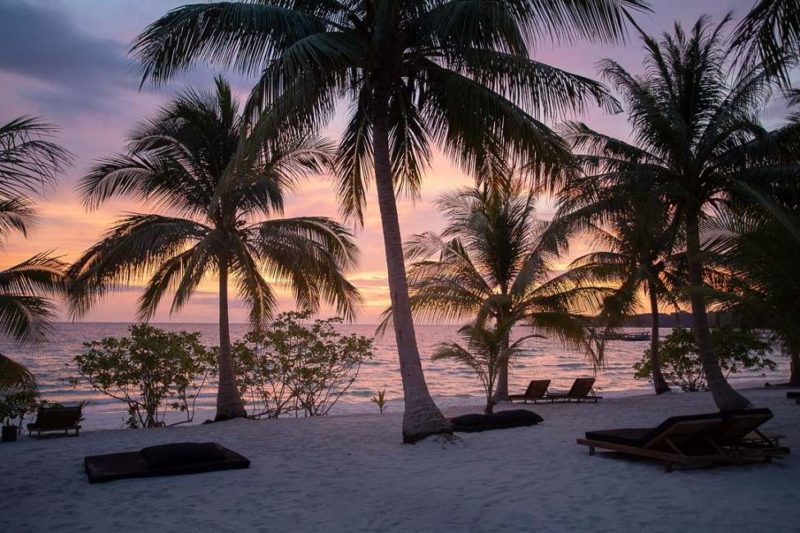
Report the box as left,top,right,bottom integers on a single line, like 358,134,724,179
2,323,789,430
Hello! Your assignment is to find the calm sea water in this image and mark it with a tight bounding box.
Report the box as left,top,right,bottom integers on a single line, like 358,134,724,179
2,323,789,429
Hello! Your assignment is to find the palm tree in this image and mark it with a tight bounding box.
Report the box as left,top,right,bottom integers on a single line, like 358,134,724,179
0,353,36,394
0,116,71,402
432,319,534,414
566,16,795,410
552,142,685,394
68,77,361,421
0,117,71,343
130,0,648,442
733,0,800,83
383,174,602,401
705,209,800,386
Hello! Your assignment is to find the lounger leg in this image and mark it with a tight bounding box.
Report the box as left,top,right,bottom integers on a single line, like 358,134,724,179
665,462,673,473
588,446,595,456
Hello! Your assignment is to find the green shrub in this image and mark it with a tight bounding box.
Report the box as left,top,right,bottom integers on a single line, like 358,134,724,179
230,311,373,418
75,324,215,428
633,327,776,392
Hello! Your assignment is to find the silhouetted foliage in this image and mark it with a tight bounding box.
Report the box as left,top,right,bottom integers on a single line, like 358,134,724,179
231,312,373,418
634,328,776,392
75,325,215,428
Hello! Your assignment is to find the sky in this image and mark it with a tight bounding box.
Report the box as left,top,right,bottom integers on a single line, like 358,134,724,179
0,0,783,324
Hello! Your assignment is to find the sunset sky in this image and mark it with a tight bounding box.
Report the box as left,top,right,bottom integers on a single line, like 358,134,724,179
0,0,786,323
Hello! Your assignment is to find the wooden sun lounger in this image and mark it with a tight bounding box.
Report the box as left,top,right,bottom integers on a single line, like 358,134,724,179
712,408,789,461
546,377,602,403
787,392,800,404
577,409,789,472
508,380,551,403
27,405,83,438
84,442,250,483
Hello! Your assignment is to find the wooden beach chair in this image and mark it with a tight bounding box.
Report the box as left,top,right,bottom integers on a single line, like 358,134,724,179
787,391,800,404
577,413,726,472
84,442,250,483
577,409,790,471
27,404,83,438
546,377,602,403
713,408,789,462
508,380,551,403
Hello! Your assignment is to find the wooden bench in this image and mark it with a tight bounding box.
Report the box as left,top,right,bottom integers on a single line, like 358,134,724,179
27,405,83,438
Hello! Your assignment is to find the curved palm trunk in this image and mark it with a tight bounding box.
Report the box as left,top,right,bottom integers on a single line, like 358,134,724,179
685,208,750,410
647,280,670,394
215,259,247,421
372,89,449,443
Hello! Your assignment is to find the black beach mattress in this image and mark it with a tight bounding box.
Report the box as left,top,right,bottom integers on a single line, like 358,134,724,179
450,409,543,433
84,442,250,483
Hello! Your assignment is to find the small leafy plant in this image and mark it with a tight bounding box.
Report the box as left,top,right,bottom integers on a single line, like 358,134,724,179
371,389,388,414
75,325,215,428
634,327,776,392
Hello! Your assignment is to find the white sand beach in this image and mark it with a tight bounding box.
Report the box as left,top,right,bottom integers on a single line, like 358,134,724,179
2,387,797,533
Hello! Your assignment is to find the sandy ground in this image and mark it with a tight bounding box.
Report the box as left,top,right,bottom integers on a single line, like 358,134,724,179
1,387,798,532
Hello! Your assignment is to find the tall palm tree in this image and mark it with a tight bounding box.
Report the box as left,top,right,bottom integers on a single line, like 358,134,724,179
0,116,71,399
130,0,647,442
68,77,361,421
566,16,796,410
733,0,800,84
383,175,602,401
705,209,800,386
552,141,685,394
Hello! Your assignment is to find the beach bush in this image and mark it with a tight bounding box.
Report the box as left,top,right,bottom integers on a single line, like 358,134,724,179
75,325,215,428
230,312,373,418
0,390,39,433
633,327,776,392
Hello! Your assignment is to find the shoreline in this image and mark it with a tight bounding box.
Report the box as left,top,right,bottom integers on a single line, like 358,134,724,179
64,376,783,431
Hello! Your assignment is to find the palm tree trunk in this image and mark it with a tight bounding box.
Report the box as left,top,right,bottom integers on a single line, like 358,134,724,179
790,350,800,387
492,332,511,402
215,259,247,421
372,85,449,442
685,207,750,410
787,338,800,387
647,280,670,394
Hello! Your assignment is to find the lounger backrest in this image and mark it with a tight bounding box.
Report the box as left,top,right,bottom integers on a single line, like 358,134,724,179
641,413,723,450
568,378,595,398
715,408,773,445
35,406,82,428
524,380,551,398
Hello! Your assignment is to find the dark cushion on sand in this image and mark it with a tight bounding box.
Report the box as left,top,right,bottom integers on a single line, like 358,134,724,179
450,410,543,433
141,442,227,468
85,442,250,483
